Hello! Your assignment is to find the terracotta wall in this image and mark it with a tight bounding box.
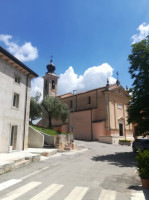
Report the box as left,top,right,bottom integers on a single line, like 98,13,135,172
77,90,97,111
69,110,92,140
92,92,106,121
61,90,98,112
92,121,106,140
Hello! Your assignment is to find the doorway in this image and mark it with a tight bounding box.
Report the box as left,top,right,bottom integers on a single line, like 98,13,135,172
10,126,17,150
119,123,123,136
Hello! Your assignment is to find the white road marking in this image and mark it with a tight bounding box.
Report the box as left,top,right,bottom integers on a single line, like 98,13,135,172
0,179,22,191
131,191,146,200
98,189,116,200
64,186,88,200
1,182,41,200
21,166,49,180
29,184,64,200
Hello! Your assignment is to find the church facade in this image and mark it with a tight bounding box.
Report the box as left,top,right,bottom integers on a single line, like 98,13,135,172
39,60,133,143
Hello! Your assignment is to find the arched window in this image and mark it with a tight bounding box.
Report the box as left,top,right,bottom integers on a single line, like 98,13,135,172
52,80,55,89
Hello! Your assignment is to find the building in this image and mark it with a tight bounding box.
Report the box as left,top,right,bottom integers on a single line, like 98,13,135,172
40,60,133,144
0,46,38,153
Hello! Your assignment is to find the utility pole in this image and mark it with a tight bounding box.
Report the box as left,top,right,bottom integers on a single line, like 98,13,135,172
72,90,77,142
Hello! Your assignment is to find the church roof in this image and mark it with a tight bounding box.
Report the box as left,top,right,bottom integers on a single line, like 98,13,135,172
59,83,129,99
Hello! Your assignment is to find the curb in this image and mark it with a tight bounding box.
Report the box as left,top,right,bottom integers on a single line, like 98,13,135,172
0,154,40,175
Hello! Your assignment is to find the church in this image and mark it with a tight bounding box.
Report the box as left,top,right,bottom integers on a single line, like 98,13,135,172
39,59,133,144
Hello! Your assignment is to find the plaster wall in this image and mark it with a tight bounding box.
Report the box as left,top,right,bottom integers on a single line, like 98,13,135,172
92,92,106,121
0,58,30,152
92,121,106,140
28,126,44,148
108,92,133,137
77,90,97,111
69,110,92,140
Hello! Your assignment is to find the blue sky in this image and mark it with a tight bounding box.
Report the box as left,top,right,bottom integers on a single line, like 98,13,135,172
1,0,149,96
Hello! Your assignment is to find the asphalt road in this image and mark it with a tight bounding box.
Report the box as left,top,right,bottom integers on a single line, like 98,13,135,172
0,141,149,200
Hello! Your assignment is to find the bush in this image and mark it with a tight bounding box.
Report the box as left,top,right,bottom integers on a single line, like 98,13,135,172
119,139,131,142
136,150,149,179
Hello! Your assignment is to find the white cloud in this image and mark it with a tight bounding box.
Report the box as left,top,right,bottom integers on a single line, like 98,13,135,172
58,63,116,95
31,63,116,99
0,34,38,62
31,77,43,101
131,23,149,44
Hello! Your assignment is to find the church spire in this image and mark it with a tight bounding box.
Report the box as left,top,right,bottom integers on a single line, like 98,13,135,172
106,79,110,90
46,56,56,73
116,71,120,86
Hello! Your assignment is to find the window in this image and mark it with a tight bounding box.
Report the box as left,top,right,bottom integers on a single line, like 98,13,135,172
13,93,19,108
70,100,73,108
14,75,20,84
10,126,17,150
52,80,55,89
88,96,91,104
117,104,123,109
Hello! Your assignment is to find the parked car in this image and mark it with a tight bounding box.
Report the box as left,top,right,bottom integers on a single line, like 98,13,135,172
132,139,149,153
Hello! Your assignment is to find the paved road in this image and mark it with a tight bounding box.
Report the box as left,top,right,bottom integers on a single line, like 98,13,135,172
0,141,149,200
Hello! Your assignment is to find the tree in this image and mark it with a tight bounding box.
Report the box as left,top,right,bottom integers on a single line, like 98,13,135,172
41,96,70,129
127,36,149,136
29,92,42,124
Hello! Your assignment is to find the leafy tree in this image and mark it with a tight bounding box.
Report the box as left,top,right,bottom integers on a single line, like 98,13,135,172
127,36,149,136
41,96,70,128
30,92,42,124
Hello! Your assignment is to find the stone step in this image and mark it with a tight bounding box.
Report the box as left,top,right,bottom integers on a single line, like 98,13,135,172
14,159,31,169
10,157,25,163
64,146,71,151
25,154,41,162
43,144,54,148
41,150,57,157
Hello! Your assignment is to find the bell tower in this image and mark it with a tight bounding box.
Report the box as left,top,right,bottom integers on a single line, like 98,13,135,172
43,57,59,97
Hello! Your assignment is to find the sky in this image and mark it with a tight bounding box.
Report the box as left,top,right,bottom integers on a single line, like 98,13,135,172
0,0,149,97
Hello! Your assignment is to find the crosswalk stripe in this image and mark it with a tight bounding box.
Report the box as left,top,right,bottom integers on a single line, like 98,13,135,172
0,179,22,191
64,186,88,200
98,189,116,200
1,182,41,200
29,184,64,200
131,191,145,200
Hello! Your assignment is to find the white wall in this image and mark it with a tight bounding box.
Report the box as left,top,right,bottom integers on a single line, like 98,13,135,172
28,126,44,148
0,58,30,152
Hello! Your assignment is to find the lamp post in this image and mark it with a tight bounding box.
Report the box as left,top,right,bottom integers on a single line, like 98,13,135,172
72,89,77,142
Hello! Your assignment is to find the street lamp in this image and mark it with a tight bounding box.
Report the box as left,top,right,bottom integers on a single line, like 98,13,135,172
72,89,77,142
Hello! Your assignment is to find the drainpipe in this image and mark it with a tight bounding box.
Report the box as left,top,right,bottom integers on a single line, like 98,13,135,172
22,74,30,150
91,109,93,141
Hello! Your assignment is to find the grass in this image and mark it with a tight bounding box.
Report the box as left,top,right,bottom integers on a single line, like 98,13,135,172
31,125,70,136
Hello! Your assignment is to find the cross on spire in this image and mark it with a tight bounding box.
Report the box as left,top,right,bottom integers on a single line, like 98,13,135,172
116,71,119,80
50,56,53,63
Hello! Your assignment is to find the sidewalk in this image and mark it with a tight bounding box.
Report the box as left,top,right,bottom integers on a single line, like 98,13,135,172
0,148,58,175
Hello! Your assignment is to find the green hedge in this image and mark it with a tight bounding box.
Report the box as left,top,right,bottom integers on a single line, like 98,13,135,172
119,139,131,142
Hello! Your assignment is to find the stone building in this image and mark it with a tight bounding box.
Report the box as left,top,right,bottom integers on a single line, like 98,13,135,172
0,46,38,152
40,60,133,144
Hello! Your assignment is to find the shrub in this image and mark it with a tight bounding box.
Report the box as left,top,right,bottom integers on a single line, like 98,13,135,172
119,139,131,142
136,150,149,179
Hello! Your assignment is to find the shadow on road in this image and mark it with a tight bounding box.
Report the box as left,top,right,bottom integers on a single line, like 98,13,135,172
91,152,137,167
